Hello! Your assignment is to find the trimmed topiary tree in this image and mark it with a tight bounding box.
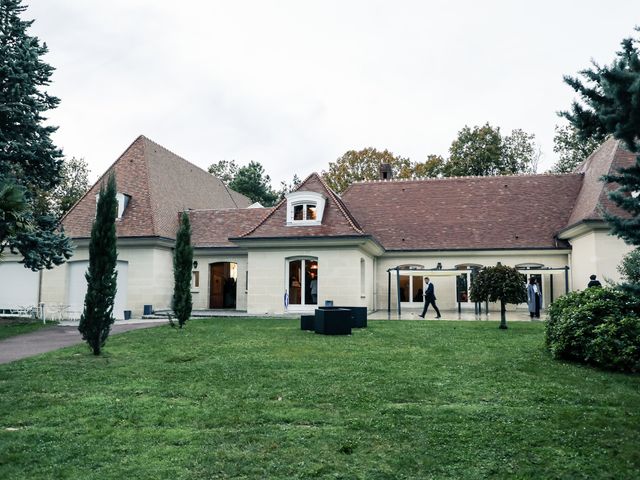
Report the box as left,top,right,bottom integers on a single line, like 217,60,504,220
172,211,193,328
78,173,118,355
470,265,527,329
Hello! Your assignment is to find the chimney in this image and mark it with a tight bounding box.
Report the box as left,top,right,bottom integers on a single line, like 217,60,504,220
379,163,393,180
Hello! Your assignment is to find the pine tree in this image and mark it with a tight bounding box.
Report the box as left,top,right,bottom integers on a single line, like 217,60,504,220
173,211,193,328
78,173,118,355
0,0,72,269
561,29,640,246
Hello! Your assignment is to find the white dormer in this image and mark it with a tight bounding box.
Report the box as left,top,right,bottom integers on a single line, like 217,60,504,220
95,192,131,219
285,191,326,226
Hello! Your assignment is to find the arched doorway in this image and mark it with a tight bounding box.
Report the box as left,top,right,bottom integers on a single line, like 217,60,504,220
209,262,237,309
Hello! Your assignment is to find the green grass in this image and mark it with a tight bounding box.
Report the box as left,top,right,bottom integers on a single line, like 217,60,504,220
0,321,52,341
0,319,638,479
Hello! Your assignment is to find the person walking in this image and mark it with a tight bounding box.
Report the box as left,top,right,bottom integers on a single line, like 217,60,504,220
419,277,441,319
527,277,541,319
587,274,602,288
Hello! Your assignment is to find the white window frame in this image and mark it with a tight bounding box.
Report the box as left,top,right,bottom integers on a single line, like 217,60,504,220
285,191,326,226
285,256,318,312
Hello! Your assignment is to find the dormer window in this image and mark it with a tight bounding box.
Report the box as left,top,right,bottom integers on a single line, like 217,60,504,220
95,192,131,219
286,191,326,226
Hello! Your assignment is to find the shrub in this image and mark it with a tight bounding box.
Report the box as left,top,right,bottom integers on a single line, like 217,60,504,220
545,287,640,372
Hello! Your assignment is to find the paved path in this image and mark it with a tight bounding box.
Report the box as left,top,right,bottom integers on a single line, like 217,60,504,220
0,321,166,364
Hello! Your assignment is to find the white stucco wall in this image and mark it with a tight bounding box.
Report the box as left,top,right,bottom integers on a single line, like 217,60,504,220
375,251,571,313
40,242,174,318
246,247,372,315
569,230,633,289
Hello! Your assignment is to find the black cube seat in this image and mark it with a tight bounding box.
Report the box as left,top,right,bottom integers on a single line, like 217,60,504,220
300,315,315,331
318,306,367,328
314,308,352,335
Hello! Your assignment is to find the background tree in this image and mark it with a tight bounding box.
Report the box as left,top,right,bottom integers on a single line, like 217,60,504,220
443,123,539,177
78,173,118,356
561,28,640,247
277,174,302,200
172,212,193,328
396,154,446,179
52,157,90,218
228,161,279,206
550,124,600,173
617,248,640,296
323,148,412,193
470,265,527,329
207,160,239,184
0,181,29,258
0,0,72,269
502,128,540,174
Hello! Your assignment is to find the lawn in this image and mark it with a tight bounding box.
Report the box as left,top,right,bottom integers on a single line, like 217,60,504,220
0,318,638,479
0,320,52,341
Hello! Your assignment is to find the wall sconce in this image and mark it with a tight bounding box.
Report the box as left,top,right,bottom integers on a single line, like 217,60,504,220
192,261,198,269
436,262,442,270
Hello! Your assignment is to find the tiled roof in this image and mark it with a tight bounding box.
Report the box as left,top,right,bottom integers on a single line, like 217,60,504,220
189,208,273,247
340,173,585,250
62,136,251,239
566,137,636,227
239,173,366,239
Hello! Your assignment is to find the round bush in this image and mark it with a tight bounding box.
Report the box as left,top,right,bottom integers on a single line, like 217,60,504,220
545,287,640,372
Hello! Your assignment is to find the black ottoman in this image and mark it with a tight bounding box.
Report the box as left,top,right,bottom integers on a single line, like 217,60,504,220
314,308,352,335
301,315,315,331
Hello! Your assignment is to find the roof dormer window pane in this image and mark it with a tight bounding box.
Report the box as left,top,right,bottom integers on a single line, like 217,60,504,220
293,205,304,220
306,205,317,220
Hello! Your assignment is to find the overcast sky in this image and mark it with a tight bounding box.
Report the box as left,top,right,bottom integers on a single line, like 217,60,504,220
28,0,640,186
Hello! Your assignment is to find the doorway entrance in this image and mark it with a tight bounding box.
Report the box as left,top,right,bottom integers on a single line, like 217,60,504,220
209,262,237,309
287,257,318,308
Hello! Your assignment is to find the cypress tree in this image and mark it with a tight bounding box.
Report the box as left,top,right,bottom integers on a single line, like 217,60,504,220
173,211,193,328
78,173,118,355
561,29,640,246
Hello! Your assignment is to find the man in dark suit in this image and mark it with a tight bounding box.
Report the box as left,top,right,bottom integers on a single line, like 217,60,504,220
587,274,602,288
419,277,442,319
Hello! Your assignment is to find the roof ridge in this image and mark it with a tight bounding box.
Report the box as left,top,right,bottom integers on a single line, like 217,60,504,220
238,198,286,237
350,171,584,186
188,206,272,213
315,173,365,234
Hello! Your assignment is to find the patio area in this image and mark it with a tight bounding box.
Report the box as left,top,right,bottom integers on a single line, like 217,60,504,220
368,308,542,322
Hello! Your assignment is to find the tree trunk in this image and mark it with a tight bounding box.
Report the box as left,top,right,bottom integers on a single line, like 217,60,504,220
499,299,508,329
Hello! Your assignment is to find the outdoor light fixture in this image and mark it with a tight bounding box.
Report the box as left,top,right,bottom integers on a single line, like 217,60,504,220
193,261,198,269
436,262,442,270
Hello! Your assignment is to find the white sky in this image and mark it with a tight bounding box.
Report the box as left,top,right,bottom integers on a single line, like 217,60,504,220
28,0,640,185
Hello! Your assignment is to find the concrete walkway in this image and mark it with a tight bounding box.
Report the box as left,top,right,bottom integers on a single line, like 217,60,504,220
0,321,167,364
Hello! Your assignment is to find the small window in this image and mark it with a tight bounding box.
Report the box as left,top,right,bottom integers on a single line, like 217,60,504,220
291,202,317,221
192,271,200,288
285,191,326,226
306,205,317,220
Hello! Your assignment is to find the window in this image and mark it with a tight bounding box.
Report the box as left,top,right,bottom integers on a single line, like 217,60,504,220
399,275,424,303
192,271,200,288
285,191,326,225
95,191,131,219
286,257,318,307
360,258,365,296
454,264,482,305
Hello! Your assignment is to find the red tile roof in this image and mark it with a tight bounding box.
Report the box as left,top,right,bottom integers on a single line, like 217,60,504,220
566,137,636,227
340,173,584,250
189,208,273,247
62,136,251,239
239,173,366,239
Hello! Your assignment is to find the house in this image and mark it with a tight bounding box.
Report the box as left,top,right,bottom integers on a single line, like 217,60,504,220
0,135,633,318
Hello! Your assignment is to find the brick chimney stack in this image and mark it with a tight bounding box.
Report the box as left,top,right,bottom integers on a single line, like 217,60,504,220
379,163,393,180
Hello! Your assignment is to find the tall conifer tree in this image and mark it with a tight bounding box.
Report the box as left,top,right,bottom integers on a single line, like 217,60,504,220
0,0,72,269
562,29,640,246
173,212,193,328
78,173,118,355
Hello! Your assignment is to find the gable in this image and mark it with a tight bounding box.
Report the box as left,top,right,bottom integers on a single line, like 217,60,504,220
240,173,364,239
